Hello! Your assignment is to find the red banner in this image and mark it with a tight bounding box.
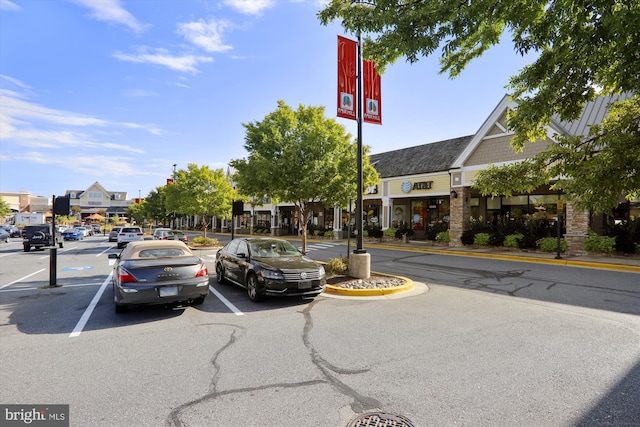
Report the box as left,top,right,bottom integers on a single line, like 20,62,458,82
363,59,382,125
337,36,357,121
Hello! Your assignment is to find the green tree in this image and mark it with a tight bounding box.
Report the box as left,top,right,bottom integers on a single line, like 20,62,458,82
230,100,379,253
165,164,236,238
126,200,146,226
144,187,172,226
319,0,640,213
0,198,11,218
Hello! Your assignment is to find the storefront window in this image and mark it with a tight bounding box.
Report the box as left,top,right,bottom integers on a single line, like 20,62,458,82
365,205,379,227
411,200,426,230
392,205,408,229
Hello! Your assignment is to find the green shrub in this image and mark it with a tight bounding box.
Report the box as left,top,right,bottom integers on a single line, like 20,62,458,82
324,230,334,238
326,257,348,275
436,231,450,243
474,233,490,246
313,229,321,236
583,232,616,253
539,237,566,252
362,229,369,238
504,233,524,248
191,236,218,246
383,228,397,237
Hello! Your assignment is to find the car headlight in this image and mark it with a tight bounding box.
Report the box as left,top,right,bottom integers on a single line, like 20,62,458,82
318,265,326,278
261,269,284,280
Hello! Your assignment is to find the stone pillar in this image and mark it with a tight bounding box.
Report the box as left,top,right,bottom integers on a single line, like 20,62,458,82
349,251,370,279
564,201,589,256
270,205,278,236
449,187,471,247
332,206,343,240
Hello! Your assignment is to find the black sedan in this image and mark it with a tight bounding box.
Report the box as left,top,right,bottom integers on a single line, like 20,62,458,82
108,240,209,313
215,237,326,302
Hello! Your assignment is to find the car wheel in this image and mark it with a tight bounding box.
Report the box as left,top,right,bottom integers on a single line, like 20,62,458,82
246,273,263,302
58,239,63,248
23,244,30,252
117,242,122,249
216,263,227,284
192,295,206,305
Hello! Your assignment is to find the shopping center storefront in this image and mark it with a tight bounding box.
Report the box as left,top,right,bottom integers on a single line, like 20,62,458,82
230,94,627,255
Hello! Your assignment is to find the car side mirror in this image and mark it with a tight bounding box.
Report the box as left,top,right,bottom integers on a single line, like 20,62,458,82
108,253,119,260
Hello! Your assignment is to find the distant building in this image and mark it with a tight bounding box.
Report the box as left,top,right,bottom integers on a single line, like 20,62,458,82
64,182,130,222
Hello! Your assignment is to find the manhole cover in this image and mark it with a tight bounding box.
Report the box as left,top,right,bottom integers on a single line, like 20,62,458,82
347,411,415,427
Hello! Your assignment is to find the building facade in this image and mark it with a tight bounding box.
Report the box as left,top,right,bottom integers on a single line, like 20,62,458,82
234,94,635,255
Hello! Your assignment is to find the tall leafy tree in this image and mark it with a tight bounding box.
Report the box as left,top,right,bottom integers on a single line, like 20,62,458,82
0,198,11,218
165,164,236,238
319,0,640,213
230,100,378,253
144,187,172,226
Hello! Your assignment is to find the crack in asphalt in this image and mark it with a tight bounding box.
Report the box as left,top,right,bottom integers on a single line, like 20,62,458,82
302,299,382,414
390,254,640,301
165,298,382,426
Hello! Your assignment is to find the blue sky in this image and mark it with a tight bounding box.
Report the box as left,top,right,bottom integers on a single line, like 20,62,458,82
0,0,533,200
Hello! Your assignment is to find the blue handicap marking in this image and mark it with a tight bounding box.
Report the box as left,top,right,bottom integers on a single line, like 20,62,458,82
63,266,94,271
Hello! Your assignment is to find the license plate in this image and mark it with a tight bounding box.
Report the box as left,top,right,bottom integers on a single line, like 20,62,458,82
298,281,311,289
159,286,179,297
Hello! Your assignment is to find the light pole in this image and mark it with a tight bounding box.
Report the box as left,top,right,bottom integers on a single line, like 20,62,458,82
348,28,371,279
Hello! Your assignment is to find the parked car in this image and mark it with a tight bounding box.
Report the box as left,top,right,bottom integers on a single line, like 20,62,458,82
62,228,83,240
0,227,9,243
152,228,172,240
108,240,209,313
215,237,326,302
75,226,91,237
117,226,144,249
169,231,188,244
1,225,20,237
153,229,188,244
91,224,102,234
21,224,63,252
108,227,122,242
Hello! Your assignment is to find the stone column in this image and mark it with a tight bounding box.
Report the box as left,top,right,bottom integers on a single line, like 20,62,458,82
564,201,589,256
332,206,343,240
449,187,471,247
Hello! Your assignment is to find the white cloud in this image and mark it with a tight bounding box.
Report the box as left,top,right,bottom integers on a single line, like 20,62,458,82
70,0,149,33
0,0,20,11
113,47,213,73
122,88,159,98
0,76,161,153
177,18,233,53
224,0,274,15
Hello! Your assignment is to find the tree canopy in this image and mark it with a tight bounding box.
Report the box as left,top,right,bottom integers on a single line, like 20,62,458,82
319,0,640,213
230,100,378,252
165,164,236,237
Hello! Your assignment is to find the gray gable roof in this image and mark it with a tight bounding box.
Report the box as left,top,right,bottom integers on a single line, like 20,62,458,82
551,92,631,137
369,135,473,178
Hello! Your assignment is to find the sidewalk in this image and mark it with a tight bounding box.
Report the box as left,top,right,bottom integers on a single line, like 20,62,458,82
326,237,640,274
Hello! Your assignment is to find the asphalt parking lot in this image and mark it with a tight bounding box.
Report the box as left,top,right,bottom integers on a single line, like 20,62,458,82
1,235,638,426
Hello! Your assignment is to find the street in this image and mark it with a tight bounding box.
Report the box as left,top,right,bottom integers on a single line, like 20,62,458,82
0,234,638,426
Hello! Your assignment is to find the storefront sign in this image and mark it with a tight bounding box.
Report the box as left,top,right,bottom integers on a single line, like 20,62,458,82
366,185,378,194
401,180,434,193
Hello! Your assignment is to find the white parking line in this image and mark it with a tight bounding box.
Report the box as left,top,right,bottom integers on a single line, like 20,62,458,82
69,272,112,338
209,285,244,316
96,246,112,257
0,269,46,290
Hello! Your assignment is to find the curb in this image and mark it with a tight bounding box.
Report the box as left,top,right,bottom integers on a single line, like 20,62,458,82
324,274,415,297
362,242,640,274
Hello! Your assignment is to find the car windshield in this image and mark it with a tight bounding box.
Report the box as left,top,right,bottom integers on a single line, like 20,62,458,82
250,240,300,258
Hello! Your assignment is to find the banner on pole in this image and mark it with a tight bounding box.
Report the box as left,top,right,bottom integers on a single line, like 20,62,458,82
337,35,357,121
363,59,382,125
